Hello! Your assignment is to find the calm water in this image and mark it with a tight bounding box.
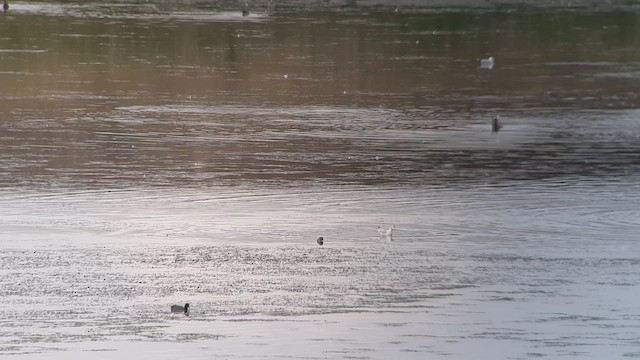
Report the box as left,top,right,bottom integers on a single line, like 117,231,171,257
1,4,640,188
1,2,640,359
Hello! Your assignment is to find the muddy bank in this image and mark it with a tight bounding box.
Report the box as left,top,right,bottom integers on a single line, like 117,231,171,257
179,0,639,12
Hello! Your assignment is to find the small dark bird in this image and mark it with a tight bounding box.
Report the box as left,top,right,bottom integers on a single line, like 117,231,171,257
491,115,503,133
317,237,324,246
2,0,8,13
242,9,249,16
171,303,190,316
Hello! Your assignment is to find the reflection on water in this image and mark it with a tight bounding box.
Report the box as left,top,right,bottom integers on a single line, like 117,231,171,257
1,5,640,188
1,183,640,358
1,3,640,359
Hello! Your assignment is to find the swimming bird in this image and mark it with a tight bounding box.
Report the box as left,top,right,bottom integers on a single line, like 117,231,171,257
317,236,324,246
242,1,249,16
480,56,494,70
491,115,503,133
377,225,395,237
171,303,190,316
2,0,8,13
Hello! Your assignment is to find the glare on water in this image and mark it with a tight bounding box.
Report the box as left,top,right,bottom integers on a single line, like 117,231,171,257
1,2,640,359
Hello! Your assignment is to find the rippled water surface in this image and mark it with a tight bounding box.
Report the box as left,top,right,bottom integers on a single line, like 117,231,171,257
1,2,640,359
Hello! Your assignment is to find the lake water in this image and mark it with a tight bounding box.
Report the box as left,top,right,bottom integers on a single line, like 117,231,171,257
1,2,640,359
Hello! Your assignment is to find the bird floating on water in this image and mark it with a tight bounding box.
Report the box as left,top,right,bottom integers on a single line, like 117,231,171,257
2,0,8,13
317,237,324,246
242,1,249,16
377,225,395,237
491,115,503,133
171,303,190,316
480,56,494,70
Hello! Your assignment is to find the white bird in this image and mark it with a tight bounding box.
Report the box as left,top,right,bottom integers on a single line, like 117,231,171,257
377,225,395,237
171,303,190,316
480,56,494,70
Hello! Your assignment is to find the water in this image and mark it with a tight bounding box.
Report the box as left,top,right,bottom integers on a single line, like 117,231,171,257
1,2,640,359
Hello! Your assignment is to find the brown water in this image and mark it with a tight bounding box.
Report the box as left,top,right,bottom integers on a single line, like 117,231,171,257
1,5,640,188
1,3,640,359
